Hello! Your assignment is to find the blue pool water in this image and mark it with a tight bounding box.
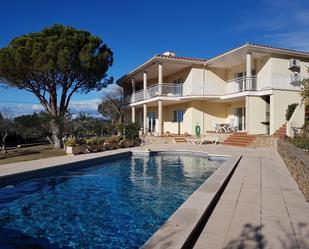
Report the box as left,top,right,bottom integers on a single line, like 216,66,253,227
0,154,223,249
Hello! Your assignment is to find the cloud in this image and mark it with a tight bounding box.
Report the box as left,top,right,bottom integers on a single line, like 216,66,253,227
234,0,309,51
0,98,103,117
68,99,101,113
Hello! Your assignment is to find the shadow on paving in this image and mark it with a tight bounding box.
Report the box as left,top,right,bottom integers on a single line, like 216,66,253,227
223,223,309,249
0,228,73,249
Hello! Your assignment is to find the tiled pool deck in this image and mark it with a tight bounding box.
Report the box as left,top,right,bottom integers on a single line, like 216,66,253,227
148,144,309,249
0,144,308,248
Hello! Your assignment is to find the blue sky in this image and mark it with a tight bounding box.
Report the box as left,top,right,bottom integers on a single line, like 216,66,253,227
0,0,309,116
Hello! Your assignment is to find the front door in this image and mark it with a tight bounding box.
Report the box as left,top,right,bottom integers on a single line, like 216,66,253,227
234,107,246,131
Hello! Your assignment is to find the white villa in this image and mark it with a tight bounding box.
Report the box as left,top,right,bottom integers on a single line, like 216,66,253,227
117,43,308,138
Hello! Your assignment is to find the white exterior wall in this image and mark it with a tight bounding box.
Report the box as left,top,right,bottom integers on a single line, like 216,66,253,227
205,68,226,95
246,96,268,134
182,67,226,96
163,102,191,134
256,56,272,90
270,90,304,135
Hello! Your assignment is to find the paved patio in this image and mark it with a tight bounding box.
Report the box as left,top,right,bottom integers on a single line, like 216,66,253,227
0,143,308,249
148,144,309,249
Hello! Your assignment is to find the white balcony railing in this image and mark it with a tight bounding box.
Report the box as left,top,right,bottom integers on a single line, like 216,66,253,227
225,76,257,95
123,83,183,104
270,74,302,91
122,75,302,104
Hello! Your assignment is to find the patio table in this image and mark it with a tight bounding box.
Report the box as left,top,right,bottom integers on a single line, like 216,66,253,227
218,123,229,133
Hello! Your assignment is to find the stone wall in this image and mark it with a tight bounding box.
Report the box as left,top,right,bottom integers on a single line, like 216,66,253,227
250,135,278,149
278,140,309,201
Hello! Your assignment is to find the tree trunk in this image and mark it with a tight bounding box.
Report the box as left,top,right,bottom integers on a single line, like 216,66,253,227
46,136,54,148
50,119,63,149
1,133,8,154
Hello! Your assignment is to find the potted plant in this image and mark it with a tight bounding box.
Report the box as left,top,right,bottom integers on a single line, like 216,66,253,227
85,137,99,152
65,138,86,155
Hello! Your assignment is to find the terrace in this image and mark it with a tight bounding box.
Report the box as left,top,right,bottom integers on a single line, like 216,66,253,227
123,74,302,104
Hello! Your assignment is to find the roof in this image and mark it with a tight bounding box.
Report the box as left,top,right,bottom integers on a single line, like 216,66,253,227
117,43,309,85
155,54,208,63
247,43,309,56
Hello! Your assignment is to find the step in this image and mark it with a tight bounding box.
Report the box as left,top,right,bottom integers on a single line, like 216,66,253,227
275,132,286,135
224,138,255,143
223,140,252,145
222,141,250,147
229,134,256,138
173,137,187,143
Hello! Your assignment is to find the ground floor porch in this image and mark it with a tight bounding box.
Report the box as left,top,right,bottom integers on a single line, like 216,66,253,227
125,90,304,137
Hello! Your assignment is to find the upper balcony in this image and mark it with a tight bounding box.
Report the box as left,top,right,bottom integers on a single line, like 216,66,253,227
122,74,302,104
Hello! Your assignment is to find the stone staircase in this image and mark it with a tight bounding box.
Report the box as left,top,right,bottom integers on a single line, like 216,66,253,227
173,137,187,143
274,124,286,139
222,132,257,147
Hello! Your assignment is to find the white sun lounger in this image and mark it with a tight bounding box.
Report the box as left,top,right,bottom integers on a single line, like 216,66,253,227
186,135,219,145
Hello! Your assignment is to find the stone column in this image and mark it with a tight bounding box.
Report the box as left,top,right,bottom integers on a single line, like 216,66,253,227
158,100,163,136
131,106,135,123
143,71,147,99
143,103,147,134
158,62,163,95
246,52,252,90
131,78,135,102
245,96,250,133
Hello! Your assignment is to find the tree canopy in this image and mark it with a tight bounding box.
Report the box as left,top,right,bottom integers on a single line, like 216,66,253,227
0,24,113,148
301,68,309,106
98,87,123,124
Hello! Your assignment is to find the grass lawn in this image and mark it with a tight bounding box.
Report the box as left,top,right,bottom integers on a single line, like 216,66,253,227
0,144,66,165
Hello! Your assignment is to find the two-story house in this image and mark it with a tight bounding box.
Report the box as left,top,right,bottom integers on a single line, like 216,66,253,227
117,43,308,137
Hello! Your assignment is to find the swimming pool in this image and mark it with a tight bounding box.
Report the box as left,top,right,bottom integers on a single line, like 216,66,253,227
0,153,224,249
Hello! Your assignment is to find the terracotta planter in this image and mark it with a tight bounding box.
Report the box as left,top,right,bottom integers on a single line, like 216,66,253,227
66,145,86,155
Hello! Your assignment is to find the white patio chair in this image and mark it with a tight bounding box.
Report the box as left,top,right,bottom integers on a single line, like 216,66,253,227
212,121,220,133
228,119,237,132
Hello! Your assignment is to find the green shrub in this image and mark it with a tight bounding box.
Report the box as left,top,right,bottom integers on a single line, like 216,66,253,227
107,135,120,143
116,123,125,137
85,137,99,145
65,138,77,147
286,103,298,121
65,137,85,147
287,137,309,151
98,137,105,144
124,122,141,140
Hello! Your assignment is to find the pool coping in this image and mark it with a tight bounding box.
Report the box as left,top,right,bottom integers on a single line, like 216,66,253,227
141,151,242,249
0,148,133,187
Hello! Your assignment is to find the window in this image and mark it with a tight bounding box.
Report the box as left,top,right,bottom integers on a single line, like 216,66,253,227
173,109,184,122
173,77,184,84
